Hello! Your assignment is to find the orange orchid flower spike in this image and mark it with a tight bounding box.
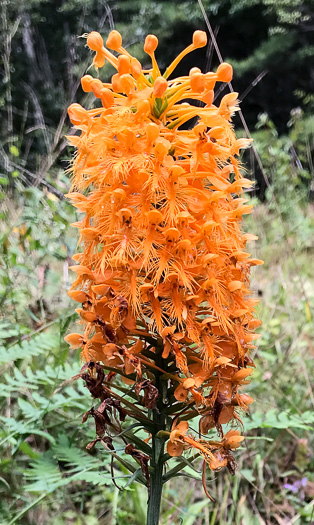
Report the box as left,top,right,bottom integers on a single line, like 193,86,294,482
65,28,263,513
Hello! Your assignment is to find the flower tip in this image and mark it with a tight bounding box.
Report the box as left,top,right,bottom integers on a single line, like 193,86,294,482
153,76,168,97
146,122,160,142
87,31,104,52
217,62,233,83
131,58,142,79
93,50,106,68
144,34,158,54
106,30,122,50
81,75,94,93
118,54,131,75
100,88,114,108
67,103,88,125
90,79,103,98
192,30,207,48
189,67,201,76
190,72,205,93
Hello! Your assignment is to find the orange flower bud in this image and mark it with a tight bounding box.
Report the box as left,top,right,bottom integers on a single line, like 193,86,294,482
93,50,106,68
87,31,104,52
106,30,122,50
81,75,94,93
67,103,89,125
90,79,104,98
190,72,205,93
100,88,115,108
189,67,201,76
153,76,168,98
217,62,233,83
111,73,122,93
136,99,150,118
118,54,131,75
144,34,158,54
192,30,207,48
243,333,261,343
131,58,142,79
146,122,160,143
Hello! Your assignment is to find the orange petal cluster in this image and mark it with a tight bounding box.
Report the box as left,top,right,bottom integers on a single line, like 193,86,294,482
65,29,262,470
167,421,244,472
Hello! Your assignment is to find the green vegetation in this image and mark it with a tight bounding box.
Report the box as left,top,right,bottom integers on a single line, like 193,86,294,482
1,116,313,523
1,0,313,523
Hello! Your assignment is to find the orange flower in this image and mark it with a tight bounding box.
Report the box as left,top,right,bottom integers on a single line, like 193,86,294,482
65,29,262,477
167,421,244,474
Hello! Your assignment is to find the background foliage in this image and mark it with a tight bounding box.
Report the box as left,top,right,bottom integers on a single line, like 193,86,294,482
0,0,313,523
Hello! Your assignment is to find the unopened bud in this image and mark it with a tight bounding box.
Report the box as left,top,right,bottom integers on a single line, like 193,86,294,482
190,72,205,93
68,103,89,125
131,58,142,79
192,30,207,48
136,99,151,118
217,62,233,83
189,67,201,76
106,30,122,50
87,31,104,52
100,88,115,108
146,122,160,143
144,34,158,54
81,75,94,93
153,76,168,97
111,73,122,93
118,54,131,75
90,79,103,98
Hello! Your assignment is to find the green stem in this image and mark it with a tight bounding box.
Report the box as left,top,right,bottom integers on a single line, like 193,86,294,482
147,410,165,525
147,344,166,525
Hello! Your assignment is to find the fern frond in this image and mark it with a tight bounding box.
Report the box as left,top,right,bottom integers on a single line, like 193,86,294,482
0,332,60,365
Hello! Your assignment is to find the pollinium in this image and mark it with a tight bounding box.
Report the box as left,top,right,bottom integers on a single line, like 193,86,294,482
65,28,263,494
